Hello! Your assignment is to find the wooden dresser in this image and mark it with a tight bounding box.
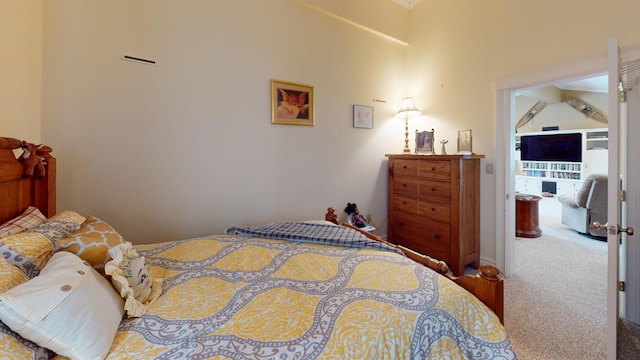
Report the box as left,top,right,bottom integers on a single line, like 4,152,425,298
386,154,484,276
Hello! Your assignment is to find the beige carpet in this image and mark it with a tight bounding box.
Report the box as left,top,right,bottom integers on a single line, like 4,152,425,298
618,317,640,359
504,197,608,359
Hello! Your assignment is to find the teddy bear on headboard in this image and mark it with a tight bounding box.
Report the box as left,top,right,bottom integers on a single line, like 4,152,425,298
19,141,46,177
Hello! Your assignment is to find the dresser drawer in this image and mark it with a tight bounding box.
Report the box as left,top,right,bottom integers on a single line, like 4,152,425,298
390,214,451,261
419,179,451,202
393,195,419,216
387,154,482,276
418,200,451,223
419,160,451,181
393,177,419,196
393,159,418,177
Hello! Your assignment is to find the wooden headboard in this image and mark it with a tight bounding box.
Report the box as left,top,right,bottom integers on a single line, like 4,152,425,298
0,137,56,224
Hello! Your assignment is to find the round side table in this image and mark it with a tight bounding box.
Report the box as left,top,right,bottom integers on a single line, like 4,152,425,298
515,195,542,238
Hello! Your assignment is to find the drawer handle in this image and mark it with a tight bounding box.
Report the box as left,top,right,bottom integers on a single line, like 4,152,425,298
402,183,408,187
434,234,441,240
431,166,436,171
431,207,436,212
403,165,408,169
403,201,407,205
431,187,436,192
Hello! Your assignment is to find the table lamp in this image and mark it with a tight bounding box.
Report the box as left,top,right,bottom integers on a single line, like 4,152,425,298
395,97,422,153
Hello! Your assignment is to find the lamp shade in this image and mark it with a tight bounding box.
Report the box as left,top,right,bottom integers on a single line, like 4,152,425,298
395,97,421,118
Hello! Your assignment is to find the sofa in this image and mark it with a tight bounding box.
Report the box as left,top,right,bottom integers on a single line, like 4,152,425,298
557,174,608,238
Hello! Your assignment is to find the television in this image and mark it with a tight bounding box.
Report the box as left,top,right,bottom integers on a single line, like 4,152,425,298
520,133,582,162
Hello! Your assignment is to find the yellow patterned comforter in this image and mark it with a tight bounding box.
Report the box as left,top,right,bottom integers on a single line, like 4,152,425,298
105,233,516,359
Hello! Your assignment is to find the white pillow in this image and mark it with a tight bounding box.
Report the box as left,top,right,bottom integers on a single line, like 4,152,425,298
0,251,124,360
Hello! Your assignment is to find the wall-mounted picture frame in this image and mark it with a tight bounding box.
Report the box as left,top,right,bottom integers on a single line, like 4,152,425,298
457,129,472,153
271,79,314,126
353,105,373,129
415,129,435,154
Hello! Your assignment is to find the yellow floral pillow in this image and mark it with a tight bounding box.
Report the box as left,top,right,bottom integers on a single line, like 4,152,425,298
0,257,28,293
56,216,127,273
0,210,85,277
0,232,53,277
0,322,54,360
48,210,86,224
105,242,162,317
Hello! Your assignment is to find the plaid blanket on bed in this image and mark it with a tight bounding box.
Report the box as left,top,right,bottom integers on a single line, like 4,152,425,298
225,221,404,256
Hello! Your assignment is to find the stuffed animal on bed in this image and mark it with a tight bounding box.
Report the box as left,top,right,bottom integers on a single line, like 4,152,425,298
18,141,45,178
325,207,339,225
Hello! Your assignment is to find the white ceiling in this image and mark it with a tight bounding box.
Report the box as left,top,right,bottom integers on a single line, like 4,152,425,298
392,0,422,9
553,75,608,93
518,75,609,100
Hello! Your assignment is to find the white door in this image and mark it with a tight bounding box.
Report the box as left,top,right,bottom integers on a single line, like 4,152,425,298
623,62,640,337
606,37,640,360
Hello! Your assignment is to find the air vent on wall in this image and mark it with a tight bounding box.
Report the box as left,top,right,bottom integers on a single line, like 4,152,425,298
121,54,158,66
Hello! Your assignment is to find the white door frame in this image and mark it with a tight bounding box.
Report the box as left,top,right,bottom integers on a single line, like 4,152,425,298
606,37,621,360
495,53,608,276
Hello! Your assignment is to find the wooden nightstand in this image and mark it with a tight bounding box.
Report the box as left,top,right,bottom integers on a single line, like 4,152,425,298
386,154,484,276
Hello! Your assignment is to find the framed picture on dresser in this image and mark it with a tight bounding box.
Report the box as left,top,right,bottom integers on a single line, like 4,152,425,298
415,129,435,154
457,129,472,153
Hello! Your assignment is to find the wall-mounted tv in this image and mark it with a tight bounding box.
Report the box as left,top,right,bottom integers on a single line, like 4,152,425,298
520,133,582,162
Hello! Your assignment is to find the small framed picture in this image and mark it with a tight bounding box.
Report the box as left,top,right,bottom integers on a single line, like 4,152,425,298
271,79,314,126
415,129,435,154
353,105,373,129
457,129,472,153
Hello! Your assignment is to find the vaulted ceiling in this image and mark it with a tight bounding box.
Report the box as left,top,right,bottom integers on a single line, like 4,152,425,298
390,0,607,95
517,75,608,104
392,0,422,9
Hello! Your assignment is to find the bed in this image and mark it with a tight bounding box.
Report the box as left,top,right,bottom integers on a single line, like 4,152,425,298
0,137,516,360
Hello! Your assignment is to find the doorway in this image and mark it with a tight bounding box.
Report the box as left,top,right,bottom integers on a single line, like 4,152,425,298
493,54,612,358
495,54,609,276
513,75,609,243
496,41,640,359
505,74,610,358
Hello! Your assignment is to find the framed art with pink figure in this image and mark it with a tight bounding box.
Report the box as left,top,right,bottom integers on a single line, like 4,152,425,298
271,79,315,126
353,105,373,129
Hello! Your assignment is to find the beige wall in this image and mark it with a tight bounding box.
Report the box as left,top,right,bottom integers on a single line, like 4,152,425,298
406,0,640,262
10,0,640,265
0,1,42,142
41,0,408,244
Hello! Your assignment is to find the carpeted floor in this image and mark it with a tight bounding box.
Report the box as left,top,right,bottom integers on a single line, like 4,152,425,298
618,318,640,359
504,197,608,359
